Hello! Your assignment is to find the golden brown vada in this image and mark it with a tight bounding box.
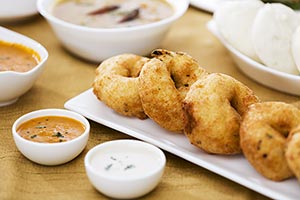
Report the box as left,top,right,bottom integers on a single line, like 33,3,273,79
138,49,207,132
286,125,300,181
183,73,259,154
93,54,149,119
240,102,300,181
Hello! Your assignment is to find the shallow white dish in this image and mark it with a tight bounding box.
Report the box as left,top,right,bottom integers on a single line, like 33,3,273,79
85,139,166,199
12,108,90,165
0,26,48,107
207,19,300,96
65,89,300,200
0,0,38,23
190,0,300,14
190,0,238,13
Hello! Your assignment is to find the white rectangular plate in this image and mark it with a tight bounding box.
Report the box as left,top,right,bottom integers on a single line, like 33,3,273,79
64,89,299,200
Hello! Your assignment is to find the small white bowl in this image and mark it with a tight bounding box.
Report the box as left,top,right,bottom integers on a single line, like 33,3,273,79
37,0,189,62
207,20,300,96
0,27,48,107
84,139,166,199
0,0,38,23
12,109,90,166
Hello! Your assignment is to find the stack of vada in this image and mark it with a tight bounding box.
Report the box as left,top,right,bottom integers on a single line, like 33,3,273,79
92,49,300,183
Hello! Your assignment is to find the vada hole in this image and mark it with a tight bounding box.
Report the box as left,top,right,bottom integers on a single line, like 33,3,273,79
171,74,175,82
229,97,240,113
269,124,290,138
170,74,180,89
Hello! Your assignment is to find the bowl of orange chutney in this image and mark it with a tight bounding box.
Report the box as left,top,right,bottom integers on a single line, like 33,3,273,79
37,0,189,62
12,109,90,165
0,26,48,107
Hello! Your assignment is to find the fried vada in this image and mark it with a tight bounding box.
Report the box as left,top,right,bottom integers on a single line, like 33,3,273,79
138,49,208,132
93,54,149,119
240,102,300,181
183,73,259,154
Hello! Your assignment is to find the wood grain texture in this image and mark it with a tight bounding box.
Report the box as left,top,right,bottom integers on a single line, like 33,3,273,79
1,7,299,200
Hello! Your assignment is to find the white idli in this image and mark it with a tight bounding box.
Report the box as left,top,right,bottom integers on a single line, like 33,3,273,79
213,0,263,62
252,3,300,75
292,26,300,72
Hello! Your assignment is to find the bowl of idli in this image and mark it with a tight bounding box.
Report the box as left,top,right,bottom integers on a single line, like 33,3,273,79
37,0,189,63
208,0,300,96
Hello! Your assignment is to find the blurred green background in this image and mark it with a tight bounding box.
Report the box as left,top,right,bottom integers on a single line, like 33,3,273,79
262,0,300,9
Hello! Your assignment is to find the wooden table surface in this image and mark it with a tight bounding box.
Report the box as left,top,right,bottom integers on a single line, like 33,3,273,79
1,6,299,200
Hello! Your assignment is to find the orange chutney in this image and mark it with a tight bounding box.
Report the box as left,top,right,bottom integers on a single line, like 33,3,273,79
0,40,40,72
17,116,85,143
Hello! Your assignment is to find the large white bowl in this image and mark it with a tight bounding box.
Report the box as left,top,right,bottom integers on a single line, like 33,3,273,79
0,27,48,107
0,0,38,23
207,20,300,96
12,109,90,166
37,0,189,62
85,139,166,199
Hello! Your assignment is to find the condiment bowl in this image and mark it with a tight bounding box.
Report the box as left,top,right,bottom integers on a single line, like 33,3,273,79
207,20,300,96
0,0,38,23
0,26,48,107
37,0,189,62
12,109,90,166
84,139,166,199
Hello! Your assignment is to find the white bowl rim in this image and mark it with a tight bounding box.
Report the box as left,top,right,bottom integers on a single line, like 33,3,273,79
85,139,166,181
37,0,189,33
12,108,90,147
0,26,49,76
0,0,38,20
207,19,300,81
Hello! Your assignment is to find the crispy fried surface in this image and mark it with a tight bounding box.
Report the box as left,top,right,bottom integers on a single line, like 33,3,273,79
138,49,207,132
92,50,300,184
286,125,300,181
183,73,259,154
93,54,149,119
240,102,300,181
